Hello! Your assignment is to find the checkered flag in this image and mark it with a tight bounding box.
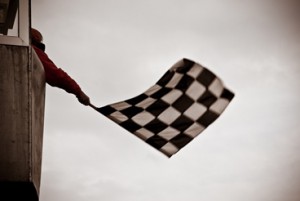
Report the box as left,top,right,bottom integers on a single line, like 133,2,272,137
97,58,234,157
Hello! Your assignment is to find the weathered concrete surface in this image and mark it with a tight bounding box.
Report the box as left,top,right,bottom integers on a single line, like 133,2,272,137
30,48,45,196
0,44,45,200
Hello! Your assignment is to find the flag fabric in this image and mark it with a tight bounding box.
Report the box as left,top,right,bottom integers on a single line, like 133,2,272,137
97,58,234,157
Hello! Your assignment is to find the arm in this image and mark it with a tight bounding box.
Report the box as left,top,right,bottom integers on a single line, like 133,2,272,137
33,46,90,105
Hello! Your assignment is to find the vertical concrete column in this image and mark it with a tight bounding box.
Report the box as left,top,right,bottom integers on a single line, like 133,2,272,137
0,44,45,200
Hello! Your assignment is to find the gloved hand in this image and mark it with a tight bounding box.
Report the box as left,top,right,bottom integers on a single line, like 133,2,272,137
77,91,90,106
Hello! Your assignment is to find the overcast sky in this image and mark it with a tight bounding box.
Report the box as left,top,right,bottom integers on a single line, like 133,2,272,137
30,1,300,201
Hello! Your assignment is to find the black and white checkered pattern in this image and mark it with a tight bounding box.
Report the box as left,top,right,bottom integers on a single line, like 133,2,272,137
97,58,234,157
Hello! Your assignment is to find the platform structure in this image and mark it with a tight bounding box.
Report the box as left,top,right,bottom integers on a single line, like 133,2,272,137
0,0,45,200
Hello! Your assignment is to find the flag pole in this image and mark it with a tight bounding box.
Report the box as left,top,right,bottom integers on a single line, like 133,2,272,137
89,103,98,110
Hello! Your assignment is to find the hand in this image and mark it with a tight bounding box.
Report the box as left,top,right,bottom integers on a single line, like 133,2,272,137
77,91,90,106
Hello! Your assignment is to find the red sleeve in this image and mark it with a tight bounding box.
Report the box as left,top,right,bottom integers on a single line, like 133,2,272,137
33,46,82,97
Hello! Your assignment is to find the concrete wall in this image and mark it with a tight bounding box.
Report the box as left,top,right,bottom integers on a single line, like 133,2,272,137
0,44,45,200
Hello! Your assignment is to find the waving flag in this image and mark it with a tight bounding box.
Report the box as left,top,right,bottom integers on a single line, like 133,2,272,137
97,58,234,157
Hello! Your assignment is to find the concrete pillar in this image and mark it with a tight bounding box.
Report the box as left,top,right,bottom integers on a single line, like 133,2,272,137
0,44,45,200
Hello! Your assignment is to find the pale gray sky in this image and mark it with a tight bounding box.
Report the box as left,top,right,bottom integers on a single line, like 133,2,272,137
31,0,300,201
